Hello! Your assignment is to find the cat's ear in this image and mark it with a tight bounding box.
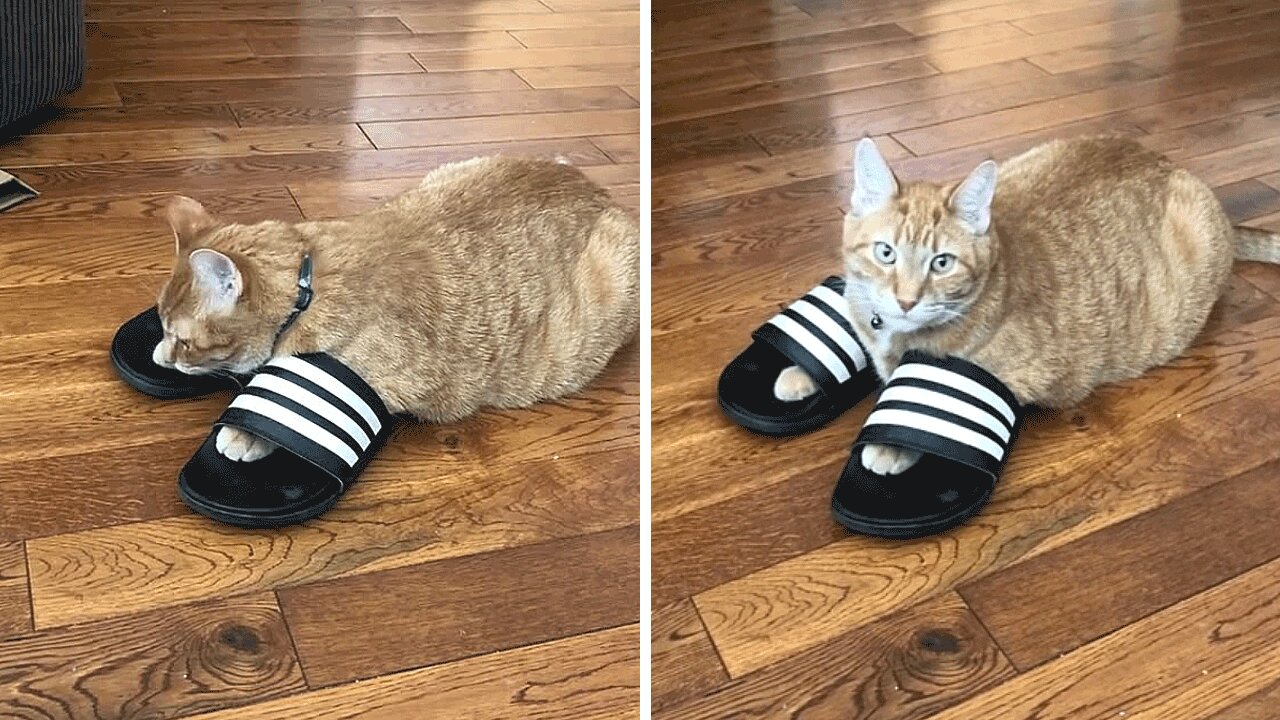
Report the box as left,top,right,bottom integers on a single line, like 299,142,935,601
188,248,242,313
949,160,998,235
850,137,899,217
167,196,217,253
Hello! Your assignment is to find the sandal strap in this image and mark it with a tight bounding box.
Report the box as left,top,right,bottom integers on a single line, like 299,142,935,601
855,351,1021,478
751,277,870,395
215,354,391,489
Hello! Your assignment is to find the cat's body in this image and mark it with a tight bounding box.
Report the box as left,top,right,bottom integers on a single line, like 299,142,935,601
155,156,639,460
776,137,1280,475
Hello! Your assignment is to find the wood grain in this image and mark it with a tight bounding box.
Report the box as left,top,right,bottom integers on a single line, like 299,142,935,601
277,526,639,686
118,70,529,105
653,0,1280,714
87,53,425,82
515,62,640,89
399,10,639,31
928,556,1280,718
11,139,611,198
652,600,728,712
0,543,30,639
659,593,1014,720
0,125,372,167
2,2,639,718
0,594,305,719
231,87,637,126
411,45,638,71
87,17,414,39
177,625,640,720
26,450,636,629
361,109,639,148
693,312,1280,676
960,456,1280,670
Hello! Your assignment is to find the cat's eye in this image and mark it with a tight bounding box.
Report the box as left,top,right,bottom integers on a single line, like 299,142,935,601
931,253,957,274
177,338,192,351
873,242,896,265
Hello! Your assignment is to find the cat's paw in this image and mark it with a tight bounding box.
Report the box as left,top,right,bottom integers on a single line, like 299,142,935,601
774,365,819,402
861,443,923,476
216,426,278,462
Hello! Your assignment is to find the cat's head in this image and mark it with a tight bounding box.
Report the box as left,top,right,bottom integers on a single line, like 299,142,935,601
153,196,300,375
841,138,999,335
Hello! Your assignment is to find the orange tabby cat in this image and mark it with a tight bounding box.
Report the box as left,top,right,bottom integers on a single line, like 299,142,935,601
154,156,639,461
776,137,1280,476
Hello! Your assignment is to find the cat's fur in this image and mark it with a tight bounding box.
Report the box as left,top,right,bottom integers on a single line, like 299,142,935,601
155,156,639,461
776,136,1280,476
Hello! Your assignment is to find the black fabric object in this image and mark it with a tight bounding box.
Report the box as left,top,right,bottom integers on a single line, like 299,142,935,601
719,276,879,436
1,0,85,131
831,351,1023,539
179,353,395,528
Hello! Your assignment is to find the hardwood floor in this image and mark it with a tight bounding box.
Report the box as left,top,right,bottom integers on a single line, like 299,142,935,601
0,1,638,718
651,0,1280,717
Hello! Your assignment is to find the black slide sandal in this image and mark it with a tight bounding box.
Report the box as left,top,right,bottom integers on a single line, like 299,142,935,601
718,277,879,436
110,307,243,399
831,351,1023,539
178,353,394,528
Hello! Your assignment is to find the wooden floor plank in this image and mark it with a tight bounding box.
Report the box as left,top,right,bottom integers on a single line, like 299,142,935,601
0,594,306,719
960,457,1280,670
86,17,414,39
652,600,729,712
590,133,640,164
658,593,1014,720
361,109,639,148
10,139,611,198
11,104,239,135
2,4,639,718
927,556,1280,718
277,526,639,686
246,30,525,56
25,448,636,629
399,10,639,31
54,80,123,108
653,1,1280,715
1209,680,1280,720
0,543,31,639
511,26,640,47
86,0,551,21
230,86,637,126
671,59,1133,159
0,125,372,167
411,45,639,71
178,626,640,720
891,52,1280,155
517,62,640,89
686,313,1280,676
87,53,425,82
117,70,529,105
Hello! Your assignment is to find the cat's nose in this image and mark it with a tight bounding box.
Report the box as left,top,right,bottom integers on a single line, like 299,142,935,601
897,298,918,313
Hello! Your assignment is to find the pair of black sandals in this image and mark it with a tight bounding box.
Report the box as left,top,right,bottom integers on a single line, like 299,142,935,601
112,306,395,528
718,277,1024,539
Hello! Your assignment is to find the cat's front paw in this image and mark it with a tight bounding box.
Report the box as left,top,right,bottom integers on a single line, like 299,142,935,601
216,426,278,462
774,365,819,401
861,443,923,476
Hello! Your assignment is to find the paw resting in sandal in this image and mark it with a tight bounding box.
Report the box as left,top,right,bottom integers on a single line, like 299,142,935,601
773,365,820,401
861,443,923,475
216,427,278,462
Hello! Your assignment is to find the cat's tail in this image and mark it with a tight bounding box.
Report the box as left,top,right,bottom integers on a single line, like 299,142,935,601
1235,226,1280,264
